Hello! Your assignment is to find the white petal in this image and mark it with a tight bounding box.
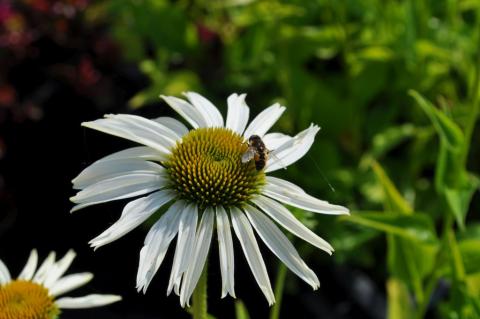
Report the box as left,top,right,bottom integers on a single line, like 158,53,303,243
136,201,187,293
184,92,224,127
105,114,180,144
91,146,165,162
226,93,249,134
167,206,198,296
18,249,38,281
262,133,291,150
216,206,235,298
49,273,93,296
264,177,349,215
230,207,275,305
72,159,165,190
265,124,320,172
43,250,76,289
252,196,333,254
161,95,208,128
70,173,166,212
33,252,56,284
244,204,319,289
243,103,286,138
153,117,189,137
89,190,176,249
82,118,172,155
180,207,214,307
56,294,122,309
0,258,11,284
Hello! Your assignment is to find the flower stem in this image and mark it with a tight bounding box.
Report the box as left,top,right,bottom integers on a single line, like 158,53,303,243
269,263,287,319
192,263,208,319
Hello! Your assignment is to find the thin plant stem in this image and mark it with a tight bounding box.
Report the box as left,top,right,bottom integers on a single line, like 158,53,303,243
269,263,287,319
192,263,208,319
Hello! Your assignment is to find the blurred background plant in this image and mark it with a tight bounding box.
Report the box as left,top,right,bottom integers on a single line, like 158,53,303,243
0,0,479,318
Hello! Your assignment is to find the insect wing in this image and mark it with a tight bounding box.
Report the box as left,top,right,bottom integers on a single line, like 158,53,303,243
241,148,256,163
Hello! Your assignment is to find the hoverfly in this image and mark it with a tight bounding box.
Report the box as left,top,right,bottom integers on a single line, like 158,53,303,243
241,135,268,171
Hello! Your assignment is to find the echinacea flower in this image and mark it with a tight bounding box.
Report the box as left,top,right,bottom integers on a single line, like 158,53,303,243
71,92,349,306
0,249,121,319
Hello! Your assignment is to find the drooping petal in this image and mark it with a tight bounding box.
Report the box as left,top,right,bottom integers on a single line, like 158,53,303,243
226,93,249,135
153,117,189,137
70,173,166,212
265,124,320,172
43,250,76,289
82,117,173,155
18,249,38,281
33,252,56,284
72,159,165,190
56,294,122,309
88,146,165,163
264,177,349,215
244,204,319,289
252,196,334,254
89,190,176,250
180,207,214,307
262,132,291,150
161,95,208,128
0,258,11,284
243,103,286,138
216,206,236,298
49,273,93,297
167,206,199,296
184,92,224,127
230,207,275,305
136,201,188,293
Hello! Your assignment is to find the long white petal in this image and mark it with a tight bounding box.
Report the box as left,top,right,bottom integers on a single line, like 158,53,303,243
243,103,286,138
0,258,11,284
33,252,56,284
180,207,214,307
72,159,165,190
230,207,275,305
49,273,93,296
89,190,176,249
263,133,291,150
244,204,319,289
264,177,349,215
56,294,122,309
216,206,235,298
252,196,333,254
105,114,179,144
266,124,320,172
226,93,249,135
70,173,166,212
82,118,172,155
89,146,165,162
43,250,76,289
184,92,224,127
153,117,189,137
18,249,38,281
167,206,198,296
161,95,208,128
136,201,187,293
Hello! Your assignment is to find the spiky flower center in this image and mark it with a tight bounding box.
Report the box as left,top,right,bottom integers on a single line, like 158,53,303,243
0,280,59,319
165,127,265,208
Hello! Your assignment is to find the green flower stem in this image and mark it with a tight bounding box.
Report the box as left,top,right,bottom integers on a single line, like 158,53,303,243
269,263,287,319
192,263,208,319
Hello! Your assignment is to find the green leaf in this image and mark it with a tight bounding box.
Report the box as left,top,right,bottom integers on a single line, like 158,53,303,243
408,90,464,151
342,212,438,245
371,161,413,215
235,300,250,319
371,124,416,158
386,278,415,319
459,239,480,275
444,174,480,229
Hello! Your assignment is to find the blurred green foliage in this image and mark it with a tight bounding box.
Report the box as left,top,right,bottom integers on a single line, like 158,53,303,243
89,0,480,317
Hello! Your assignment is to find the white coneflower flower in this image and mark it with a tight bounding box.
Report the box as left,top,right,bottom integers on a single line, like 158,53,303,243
0,249,121,318
71,92,349,306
